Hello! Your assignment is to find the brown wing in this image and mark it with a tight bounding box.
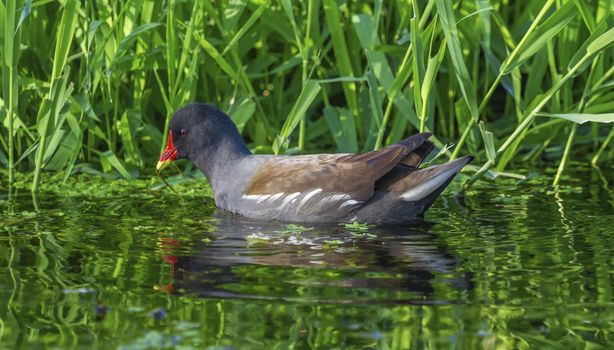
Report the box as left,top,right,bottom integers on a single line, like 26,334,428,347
244,144,408,201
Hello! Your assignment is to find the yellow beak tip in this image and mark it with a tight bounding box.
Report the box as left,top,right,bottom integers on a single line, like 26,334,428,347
156,160,172,172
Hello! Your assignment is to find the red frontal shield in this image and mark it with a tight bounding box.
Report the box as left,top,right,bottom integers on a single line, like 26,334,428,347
156,132,178,171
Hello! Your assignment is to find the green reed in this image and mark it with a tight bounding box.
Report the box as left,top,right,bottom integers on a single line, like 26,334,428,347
1,0,613,190
2,0,20,187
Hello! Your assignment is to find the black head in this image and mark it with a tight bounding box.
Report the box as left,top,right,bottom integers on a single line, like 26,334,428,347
157,103,249,171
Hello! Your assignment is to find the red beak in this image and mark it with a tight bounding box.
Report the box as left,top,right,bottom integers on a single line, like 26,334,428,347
157,132,178,171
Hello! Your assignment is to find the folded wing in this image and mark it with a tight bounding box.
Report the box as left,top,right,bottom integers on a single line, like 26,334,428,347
240,133,432,220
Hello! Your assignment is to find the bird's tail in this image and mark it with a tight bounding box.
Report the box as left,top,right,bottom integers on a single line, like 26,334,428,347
396,156,473,202
352,156,473,224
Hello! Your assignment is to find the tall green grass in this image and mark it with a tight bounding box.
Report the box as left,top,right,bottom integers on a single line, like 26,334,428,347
2,0,20,187
1,0,613,191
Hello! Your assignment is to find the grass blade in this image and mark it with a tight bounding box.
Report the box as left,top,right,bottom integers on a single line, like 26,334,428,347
502,1,577,74
435,0,478,117
538,112,614,124
273,80,321,154
32,0,79,192
323,106,358,153
228,98,256,133
99,150,133,180
352,13,420,136
3,0,20,186
322,0,359,124
436,0,479,159
478,121,496,163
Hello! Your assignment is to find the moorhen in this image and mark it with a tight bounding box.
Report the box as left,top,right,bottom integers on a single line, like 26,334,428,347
157,103,472,224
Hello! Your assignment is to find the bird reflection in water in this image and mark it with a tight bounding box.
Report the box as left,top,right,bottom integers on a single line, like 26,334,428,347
155,211,471,304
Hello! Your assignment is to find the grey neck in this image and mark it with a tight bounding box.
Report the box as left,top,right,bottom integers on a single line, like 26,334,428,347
191,137,251,202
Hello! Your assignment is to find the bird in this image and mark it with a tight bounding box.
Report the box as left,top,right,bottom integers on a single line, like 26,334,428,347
156,103,472,224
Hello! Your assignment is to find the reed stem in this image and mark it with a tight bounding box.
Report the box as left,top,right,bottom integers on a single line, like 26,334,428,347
8,66,15,186
553,124,577,187
464,54,591,189
450,0,555,160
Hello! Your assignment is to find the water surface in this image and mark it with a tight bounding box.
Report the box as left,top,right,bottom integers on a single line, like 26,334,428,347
1,166,614,349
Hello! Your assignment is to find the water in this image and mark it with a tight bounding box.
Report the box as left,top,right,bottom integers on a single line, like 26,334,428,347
1,166,614,349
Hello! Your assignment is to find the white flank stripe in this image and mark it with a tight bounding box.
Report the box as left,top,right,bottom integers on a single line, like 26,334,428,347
243,194,266,201
296,188,323,211
400,168,457,201
327,194,351,202
256,195,271,204
242,194,273,204
279,192,301,210
267,192,285,203
339,199,360,209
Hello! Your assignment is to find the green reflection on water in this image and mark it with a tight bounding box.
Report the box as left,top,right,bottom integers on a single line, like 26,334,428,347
1,167,614,349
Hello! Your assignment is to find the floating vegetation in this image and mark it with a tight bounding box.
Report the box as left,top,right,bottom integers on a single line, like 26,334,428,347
275,224,314,235
343,221,378,239
245,232,272,246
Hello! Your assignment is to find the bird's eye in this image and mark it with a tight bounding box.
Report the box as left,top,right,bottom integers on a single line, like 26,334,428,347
180,129,188,136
